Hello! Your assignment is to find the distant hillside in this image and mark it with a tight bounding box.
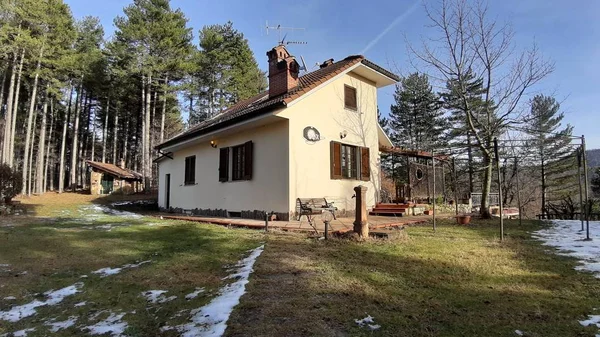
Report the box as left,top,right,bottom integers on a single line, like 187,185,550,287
588,149,600,168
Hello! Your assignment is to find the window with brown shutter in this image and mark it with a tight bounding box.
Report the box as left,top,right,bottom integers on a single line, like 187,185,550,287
330,141,342,179
184,156,196,185
344,85,357,111
360,147,370,181
219,148,229,182
232,141,253,181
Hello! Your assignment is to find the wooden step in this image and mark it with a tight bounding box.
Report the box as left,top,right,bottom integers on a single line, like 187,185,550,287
371,208,406,213
369,210,404,217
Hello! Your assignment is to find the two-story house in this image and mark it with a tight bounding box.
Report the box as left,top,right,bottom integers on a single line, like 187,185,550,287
155,44,398,220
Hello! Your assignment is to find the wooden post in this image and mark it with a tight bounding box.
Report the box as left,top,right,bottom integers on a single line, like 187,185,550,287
494,138,504,241
577,148,585,231
452,158,459,216
432,150,436,232
353,185,369,238
582,136,591,241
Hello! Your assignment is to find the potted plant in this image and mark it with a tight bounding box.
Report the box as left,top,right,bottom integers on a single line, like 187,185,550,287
456,214,471,225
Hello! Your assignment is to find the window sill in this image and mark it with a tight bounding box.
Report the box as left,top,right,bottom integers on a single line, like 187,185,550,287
183,183,197,186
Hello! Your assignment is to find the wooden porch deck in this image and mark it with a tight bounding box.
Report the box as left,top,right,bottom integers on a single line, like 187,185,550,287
157,213,441,234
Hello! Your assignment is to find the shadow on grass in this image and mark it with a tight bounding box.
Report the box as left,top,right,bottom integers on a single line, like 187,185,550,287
226,220,600,337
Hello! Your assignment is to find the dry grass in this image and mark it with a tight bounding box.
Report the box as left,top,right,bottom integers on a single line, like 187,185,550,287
0,193,264,336
227,219,600,337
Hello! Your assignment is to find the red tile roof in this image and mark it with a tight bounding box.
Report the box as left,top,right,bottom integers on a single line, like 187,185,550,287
86,161,143,180
157,56,398,150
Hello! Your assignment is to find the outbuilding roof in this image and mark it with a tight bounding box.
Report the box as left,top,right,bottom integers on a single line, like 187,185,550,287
156,56,399,150
86,161,143,180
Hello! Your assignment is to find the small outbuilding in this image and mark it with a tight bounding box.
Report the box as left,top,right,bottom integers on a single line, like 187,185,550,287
87,160,143,195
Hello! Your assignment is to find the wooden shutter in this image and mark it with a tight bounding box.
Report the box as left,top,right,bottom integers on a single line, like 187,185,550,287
219,148,229,182
243,141,253,180
360,147,370,181
344,85,357,110
330,141,342,179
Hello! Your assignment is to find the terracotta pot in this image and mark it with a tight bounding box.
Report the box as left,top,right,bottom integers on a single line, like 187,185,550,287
456,215,471,225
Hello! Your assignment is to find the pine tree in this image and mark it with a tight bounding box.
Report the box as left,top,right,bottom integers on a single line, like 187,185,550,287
388,72,447,151
525,94,574,215
191,21,266,124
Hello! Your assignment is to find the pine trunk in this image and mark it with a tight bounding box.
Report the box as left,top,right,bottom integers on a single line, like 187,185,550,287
480,151,493,218
102,96,109,163
0,66,7,118
145,75,152,191
112,105,118,164
2,52,18,164
70,81,83,190
122,116,128,166
28,103,38,196
36,89,49,194
160,75,168,143
44,98,55,192
59,83,73,193
8,49,25,167
22,47,43,194
141,75,146,185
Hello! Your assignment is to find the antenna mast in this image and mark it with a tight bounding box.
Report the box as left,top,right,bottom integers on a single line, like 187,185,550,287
265,21,306,45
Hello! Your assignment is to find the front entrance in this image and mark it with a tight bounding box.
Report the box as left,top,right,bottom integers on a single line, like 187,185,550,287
165,174,171,209
101,175,114,194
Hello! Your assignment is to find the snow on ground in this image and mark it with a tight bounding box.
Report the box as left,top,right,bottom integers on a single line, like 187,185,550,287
3,296,16,300
0,283,83,322
82,205,142,219
533,220,600,277
0,327,35,337
535,220,600,336
141,290,177,304
91,260,152,278
185,288,205,300
355,315,381,331
170,245,265,337
45,316,78,332
74,301,87,307
84,312,128,336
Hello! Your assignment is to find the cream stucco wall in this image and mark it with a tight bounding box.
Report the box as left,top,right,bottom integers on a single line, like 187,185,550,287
157,119,289,214
279,72,381,213
157,69,384,217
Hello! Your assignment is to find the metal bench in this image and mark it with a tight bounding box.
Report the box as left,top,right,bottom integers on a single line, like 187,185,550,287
296,198,337,222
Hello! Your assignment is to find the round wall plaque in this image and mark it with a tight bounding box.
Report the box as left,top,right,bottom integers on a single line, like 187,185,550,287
303,126,321,142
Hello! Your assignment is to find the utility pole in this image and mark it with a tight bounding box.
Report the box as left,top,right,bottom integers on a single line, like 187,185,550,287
494,138,504,241
582,135,591,241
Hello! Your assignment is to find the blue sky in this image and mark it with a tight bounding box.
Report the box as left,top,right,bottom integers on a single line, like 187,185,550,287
65,0,600,149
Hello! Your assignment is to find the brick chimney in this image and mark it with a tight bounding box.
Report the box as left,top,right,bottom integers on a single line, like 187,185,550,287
267,45,300,98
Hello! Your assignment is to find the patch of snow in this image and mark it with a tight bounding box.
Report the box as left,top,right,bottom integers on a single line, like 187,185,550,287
175,245,265,337
92,260,151,277
515,330,524,336
355,315,381,330
533,220,600,277
1,328,36,337
46,316,78,332
74,301,87,307
3,296,16,300
84,312,128,336
185,288,205,300
580,315,600,328
0,282,83,322
141,290,176,304
83,204,142,219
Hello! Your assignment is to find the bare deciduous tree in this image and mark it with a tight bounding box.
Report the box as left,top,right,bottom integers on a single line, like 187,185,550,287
409,0,554,217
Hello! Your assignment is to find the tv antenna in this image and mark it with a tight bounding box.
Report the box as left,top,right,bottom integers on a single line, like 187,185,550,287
265,21,306,45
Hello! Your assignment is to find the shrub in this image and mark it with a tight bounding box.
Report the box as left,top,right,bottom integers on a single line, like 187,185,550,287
0,164,23,203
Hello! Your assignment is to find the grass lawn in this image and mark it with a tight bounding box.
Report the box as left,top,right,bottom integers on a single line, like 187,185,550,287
2,193,600,336
0,193,265,336
227,219,600,337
